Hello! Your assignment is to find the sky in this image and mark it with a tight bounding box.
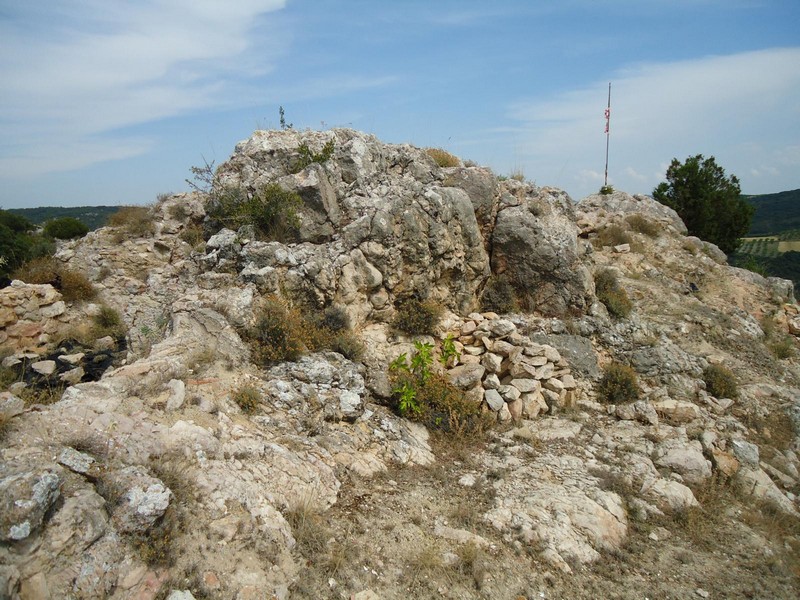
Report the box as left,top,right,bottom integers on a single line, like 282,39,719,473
1,0,799,209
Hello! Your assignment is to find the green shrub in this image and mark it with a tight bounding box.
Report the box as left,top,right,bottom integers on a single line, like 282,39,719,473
599,185,614,195
232,384,261,414
626,214,660,237
426,148,460,168
43,217,89,240
597,362,640,403
13,256,96,302
295,140,335,172
703,364,738,399
389,341,483,435
481,275,517,313
107,206,155,240
393,298,442,335
594,268,632,318
1,210,54,284
206,183,301,242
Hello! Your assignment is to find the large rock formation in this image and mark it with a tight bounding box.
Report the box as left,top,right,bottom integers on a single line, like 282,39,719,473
1,129,799,599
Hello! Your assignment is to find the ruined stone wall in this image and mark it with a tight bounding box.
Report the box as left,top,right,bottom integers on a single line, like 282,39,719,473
0,281,68,353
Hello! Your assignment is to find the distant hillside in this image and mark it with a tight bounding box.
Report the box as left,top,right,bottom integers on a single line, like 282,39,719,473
746,189,800,235
7,205,120,230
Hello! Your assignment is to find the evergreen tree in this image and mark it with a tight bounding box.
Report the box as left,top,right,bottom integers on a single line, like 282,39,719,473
653,155,753,254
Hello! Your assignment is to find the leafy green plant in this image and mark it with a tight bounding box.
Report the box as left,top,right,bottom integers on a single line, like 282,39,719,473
388,341,483,435
597,362,640,403
594,268,632,318
439,335,460,367
599,185,614,195
392,298,442,335
426,148,460,168
295,140,335,172
43,217,89,240
703,364,738,399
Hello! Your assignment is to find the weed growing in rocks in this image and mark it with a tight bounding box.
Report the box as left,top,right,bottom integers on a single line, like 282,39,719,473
232,384,261,414
389,341,484,436
597,362,640,403
626,214,661,237
179,223,205,248
13,256,97,302
245,296,364,364
392,298,442,335
93,305,126,339
594,224,632,248
207,183,302,243
594,268,633,318
703,364,738,399
294,140,335,172
426,148,460,168
246,296,309,363
108,206,156,240
320,304,350,332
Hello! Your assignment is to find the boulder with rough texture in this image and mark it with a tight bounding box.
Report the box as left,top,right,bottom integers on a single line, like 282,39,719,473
0,468,61,541
109,466,172,533
491,185,591,316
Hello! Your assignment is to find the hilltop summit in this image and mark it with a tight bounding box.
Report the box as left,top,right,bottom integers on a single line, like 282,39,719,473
1,129,799,599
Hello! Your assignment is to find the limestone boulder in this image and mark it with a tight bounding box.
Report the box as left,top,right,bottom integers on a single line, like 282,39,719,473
491,186,592,316
0,467,62,542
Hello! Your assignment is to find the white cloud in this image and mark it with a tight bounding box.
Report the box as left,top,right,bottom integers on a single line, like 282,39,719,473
0,0,288,179
506,47,800,198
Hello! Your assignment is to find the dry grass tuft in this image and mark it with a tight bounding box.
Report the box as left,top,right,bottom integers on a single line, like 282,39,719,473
231,383,260,415
108,205,156,240
426,148,460,168
12,256,97,302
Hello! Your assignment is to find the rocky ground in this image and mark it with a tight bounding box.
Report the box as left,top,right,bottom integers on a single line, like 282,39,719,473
1,129,799,599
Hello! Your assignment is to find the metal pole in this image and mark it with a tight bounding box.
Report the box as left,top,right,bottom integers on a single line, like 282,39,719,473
604,82,611,188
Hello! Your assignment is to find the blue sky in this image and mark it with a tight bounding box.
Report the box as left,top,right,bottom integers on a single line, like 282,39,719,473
1,0,799,209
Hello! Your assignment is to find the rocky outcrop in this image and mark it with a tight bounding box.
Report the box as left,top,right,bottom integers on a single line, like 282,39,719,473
212,129,491,321
2,129,800,599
